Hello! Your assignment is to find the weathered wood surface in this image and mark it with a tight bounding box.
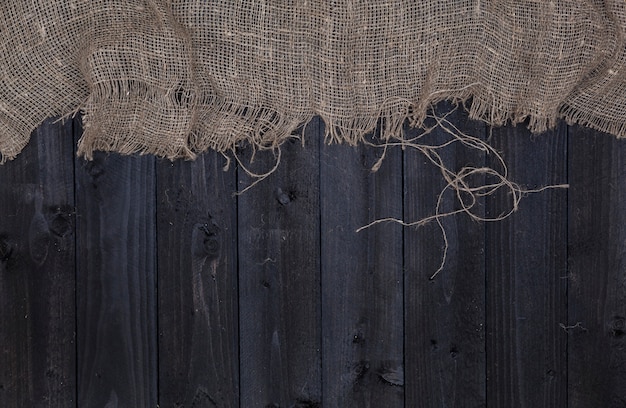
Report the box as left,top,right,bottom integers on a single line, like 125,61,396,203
0,108,625,407
485,123,568,408
320,126,404,407
156,150,239,407
404,106,487,407
238,119,322,407
0,119,76,408
568,126,626,408
75,132,158,406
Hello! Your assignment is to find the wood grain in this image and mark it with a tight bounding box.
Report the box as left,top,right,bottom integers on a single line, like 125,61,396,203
403,105,487,407
2,113,626,407
237,119,322,407
0,119,76,407
568,126,626,408
485,123,568,408
320,126,404,407
75,147,157,407
156,150,239,407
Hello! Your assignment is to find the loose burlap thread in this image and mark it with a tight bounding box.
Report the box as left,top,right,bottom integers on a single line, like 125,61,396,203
0,0,625,163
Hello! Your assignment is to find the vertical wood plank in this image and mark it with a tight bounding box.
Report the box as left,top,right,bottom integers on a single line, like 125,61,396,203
0,119,76,407
75,144,157,406
485,124,568,408
156,151,239,407
403,105,486,407
238,119,322,407
568,126,626,407
320,128,404,407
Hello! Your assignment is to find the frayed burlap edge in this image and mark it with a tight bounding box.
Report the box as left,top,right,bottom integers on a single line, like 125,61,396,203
1,84,624,166
72,89,626,162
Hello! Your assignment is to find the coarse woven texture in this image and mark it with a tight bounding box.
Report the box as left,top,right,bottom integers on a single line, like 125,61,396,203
0,0,625,162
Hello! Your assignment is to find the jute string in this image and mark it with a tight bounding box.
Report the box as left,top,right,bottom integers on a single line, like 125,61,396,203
233,104,568,279
356,108,568,279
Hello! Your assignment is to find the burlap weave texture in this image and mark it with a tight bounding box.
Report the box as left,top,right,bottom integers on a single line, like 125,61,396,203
0,0,624,162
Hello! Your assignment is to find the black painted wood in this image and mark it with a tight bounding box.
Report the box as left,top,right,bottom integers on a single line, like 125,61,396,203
75,147,157,407
403,106,487,407
2,110,626,407
238,119,322,407
156,151,239,407
485,123,568,408
320,127,404,407
568,126,626,408
0,119,76,407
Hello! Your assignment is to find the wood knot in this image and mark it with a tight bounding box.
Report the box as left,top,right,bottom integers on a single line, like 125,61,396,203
192,221,221,260
353,360,370,380
611,316,625,338
48,212,73,238
275,187,295,205
203,237,219,256
0,236,14,263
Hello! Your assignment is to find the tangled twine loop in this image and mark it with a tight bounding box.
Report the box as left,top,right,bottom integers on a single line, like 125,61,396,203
358,108,568,279
231,105,568,279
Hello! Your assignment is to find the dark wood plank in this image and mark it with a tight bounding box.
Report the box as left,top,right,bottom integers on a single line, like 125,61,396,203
238,119,322,407
403,104,486,407
485,123,568,408
75,145,157,406
320,126,404,406
0,118,76,407
156,151,239,407
568,126,626,407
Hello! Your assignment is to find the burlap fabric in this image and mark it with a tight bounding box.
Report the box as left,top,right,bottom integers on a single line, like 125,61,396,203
0,0,625,162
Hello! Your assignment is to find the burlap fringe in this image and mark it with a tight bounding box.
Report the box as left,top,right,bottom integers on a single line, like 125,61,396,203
0,84,575,278
56,81,626,165
1,87,620,166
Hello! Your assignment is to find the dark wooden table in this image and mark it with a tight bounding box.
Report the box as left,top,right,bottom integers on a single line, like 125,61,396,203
1,104,624,407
